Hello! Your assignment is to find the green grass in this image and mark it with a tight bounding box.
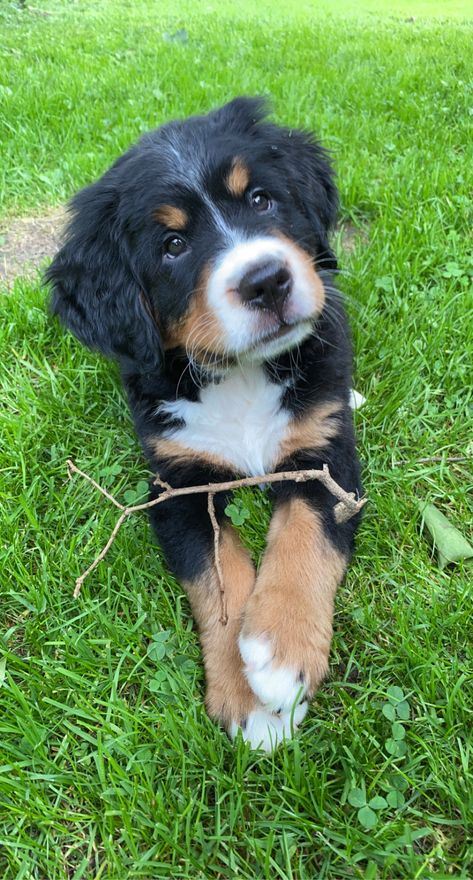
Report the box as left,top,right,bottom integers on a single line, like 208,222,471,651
1,0,473,877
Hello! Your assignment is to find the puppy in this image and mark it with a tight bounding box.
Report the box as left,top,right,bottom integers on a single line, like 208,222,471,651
46,97,362,751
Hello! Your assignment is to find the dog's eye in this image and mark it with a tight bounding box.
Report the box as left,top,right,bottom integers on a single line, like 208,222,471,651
251,190,272,212
164,236,187,258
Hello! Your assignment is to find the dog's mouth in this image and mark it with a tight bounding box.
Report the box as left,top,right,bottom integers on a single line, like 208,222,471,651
188,320,313,374
246,317,314,359
255,321,298,343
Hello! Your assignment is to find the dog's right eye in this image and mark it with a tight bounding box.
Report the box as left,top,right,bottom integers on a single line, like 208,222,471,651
164,236,187,258
250,190,272,213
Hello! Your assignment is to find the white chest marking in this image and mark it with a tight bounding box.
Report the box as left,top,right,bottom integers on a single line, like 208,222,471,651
159,366,290,476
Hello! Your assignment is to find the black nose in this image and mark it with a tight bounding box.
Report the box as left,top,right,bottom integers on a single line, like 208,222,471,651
238,261,292,314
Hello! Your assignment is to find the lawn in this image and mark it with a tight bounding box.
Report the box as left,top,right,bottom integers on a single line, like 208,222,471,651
1,0,473,877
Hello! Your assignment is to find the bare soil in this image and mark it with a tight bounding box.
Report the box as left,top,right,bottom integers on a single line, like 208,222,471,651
0,206,365,288
0,207,66,288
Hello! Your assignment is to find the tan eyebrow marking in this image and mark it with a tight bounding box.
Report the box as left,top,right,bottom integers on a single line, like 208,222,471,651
153,205,188,229
225,157,250,197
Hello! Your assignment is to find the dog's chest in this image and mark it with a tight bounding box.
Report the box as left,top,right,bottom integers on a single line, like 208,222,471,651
160,366,291,476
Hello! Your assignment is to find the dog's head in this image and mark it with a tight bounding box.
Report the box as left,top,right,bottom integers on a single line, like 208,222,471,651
46,97,338,371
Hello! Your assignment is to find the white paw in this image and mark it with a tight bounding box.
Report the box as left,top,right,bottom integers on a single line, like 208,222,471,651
239,634,307,713
229,701,308,752
349,388,366,410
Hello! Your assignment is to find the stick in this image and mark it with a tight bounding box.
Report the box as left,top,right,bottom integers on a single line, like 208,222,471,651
207,493,228,626
67,460,126,509
67,460,366,602
393,455,470,466
73,511,128,599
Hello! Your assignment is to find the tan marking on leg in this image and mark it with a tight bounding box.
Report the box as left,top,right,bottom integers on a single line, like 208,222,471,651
273,230,326,317
164,262,227,357
150,436,231,473
225,157,250,197
153,205,188,229
278,400,343,461
183,524,258,729
241,497,347,694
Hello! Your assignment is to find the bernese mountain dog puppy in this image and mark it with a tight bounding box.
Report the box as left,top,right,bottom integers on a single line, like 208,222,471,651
46,97,362,751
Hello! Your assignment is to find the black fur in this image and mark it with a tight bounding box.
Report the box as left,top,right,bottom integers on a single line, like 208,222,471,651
46,97,360,585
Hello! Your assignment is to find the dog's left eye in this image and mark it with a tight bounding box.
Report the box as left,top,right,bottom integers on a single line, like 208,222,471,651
164,236,187,258
250,190,273,212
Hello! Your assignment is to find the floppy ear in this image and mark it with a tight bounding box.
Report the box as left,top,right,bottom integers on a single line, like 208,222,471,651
251,118,338,269
281,128,339,268
45,173,163,371
209,95,270,134
293,131,338,229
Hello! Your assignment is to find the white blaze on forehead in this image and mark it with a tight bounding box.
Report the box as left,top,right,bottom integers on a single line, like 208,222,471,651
201,190,238,241
165,133,238,240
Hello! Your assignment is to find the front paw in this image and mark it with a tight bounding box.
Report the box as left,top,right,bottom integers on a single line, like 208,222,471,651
206,677,307,753
229,701,308,752
205,675,259,734
239,595,332,714
238,634,308,713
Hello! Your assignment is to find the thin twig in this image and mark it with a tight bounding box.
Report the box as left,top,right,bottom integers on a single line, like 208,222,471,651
73,511,128,598
393,455,470,466
67,460,126,510
207,493,228,626
67,460,367,599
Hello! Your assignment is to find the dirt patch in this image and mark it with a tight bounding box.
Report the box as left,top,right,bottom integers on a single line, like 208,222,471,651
336,221,368,255
0,207,66,288
0,207,366,289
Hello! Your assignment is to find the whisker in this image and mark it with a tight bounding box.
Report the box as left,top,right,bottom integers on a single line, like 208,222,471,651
184,315,234,386
175,359,193,399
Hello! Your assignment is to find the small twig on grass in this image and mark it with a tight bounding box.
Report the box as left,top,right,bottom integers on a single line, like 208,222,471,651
207,492,227,625
67,460,126,509
393,455,470,466
72,509,128,599
67,459,366,610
